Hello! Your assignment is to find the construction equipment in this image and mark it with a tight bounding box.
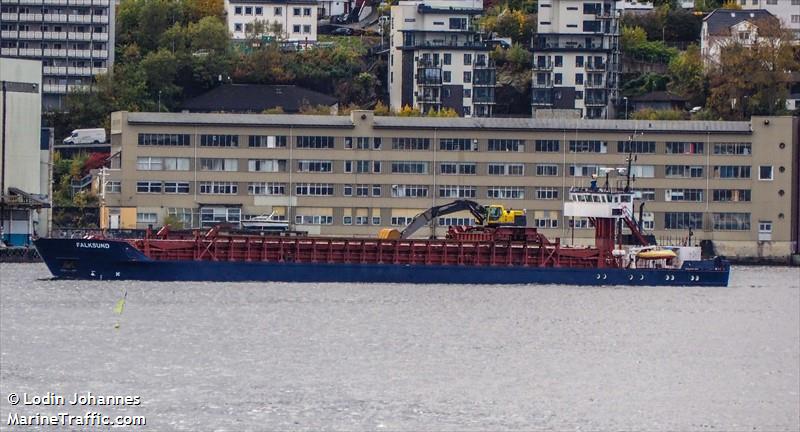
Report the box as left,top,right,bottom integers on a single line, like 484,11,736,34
378,200,526,240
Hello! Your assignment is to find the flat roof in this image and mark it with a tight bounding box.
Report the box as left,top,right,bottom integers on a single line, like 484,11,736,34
124,112,754,134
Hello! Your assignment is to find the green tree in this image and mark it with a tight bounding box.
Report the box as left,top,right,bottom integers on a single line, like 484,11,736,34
667,44,705,107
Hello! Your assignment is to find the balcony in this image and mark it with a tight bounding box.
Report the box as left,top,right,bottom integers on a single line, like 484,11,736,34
42,31,67,39
43,48,67,56
18,13,43,21
585,97,608,106
0,48,19,56
68,49,92,57
532,62,553,71
68,14,92,23
0,31,15,39
585,62,606,71
18,47,43,56
19,0,44,4
43,66,66,75
473,59,495,69
42,83,90,94
1,13,17,21
67,66,92,76
17,30,44,39
92,15,109,23
68,31,93,41
43,0,68,4
69,0,92,5
584,79,605,88
532,79,553,88
91,0,109,5
43,13,69,22
92,32,108,41
403,40,490,51
92,49,108,58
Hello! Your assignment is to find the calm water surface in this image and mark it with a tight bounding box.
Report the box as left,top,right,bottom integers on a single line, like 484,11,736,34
0,264,798,431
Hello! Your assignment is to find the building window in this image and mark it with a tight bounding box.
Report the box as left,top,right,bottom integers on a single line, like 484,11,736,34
391,184,428,198
137,212,158,224
163,158,190,171
665,165,704,178
463,53,472,65
296,136,334,149
201,207,240,226
438,217,474,227
575,73,583,85
372,184,382,196
713,142,751,155
137,133,190,146
105,181,121,193
463,106,471,116
713,213,750,231
666,142,703,154
664,212,703,230
714,165,751,179
758,165,773,180
303,25,311,33
487,163,524,176
554,55,562,67
298,160,333,172
443,71,451,83
569,140,606,153
463,71,471,83
488,139,524,152
137,157,163,171
439,185,477,199
274,7,282,15
464,89,471,98
293,7,301,16
295,215,334,225
255,7,262,14
391,137,430,150
535,187,559,200
136,181,162,194
249,135,287,148
247,182,286,195
295,183,334,196
439,162,476,175
244,6,252,14
303,7,311,15
664,189,703,202
439,138,474,151
234,6,242,14
234,23,243,32
391,161,428,174
535,140,559,152
293,25,301,33
576,56,584,67
248,159,285,172
199,181,238,194
617,140,655,154
487,186,524,199
164,182,190,194
712,189,751,202
343,216,352,225
200,134,238,147
200,158,238,172
535,164,559,176
443,53,451,65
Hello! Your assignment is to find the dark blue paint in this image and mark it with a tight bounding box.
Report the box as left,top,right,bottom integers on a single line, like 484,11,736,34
34,238,730,286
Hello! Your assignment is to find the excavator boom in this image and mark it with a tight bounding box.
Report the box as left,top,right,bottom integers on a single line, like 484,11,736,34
399,200,487,239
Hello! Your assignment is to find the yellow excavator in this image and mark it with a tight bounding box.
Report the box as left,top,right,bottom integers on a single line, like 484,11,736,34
378,199,526,240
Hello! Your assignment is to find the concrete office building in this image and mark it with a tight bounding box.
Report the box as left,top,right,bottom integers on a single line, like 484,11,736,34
100,111,799,260
532,0,620,119
225,0,318,45
388,0,496,117
1,57,49,246
0,0,115,110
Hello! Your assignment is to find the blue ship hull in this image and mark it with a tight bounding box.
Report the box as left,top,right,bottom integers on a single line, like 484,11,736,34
33,238,731,286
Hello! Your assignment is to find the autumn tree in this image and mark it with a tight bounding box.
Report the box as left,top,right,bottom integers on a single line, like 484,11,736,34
706,19,798,119
667,44,706,107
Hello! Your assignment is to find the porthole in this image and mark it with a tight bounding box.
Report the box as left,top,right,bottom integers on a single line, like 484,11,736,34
779,142,786,149
779,189,785,196
779,213,785,219
779,166,785,173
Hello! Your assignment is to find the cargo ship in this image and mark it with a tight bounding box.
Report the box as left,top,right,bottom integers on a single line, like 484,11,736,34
33,185,730,286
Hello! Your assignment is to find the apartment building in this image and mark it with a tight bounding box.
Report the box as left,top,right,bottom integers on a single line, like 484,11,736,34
388,0,496,117
532,0,620,119
740,0,800,39
102,111,799,259
225,0,318,44
0,0,115,110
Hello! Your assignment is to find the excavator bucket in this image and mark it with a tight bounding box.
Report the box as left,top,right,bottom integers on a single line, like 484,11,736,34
378,228,401,240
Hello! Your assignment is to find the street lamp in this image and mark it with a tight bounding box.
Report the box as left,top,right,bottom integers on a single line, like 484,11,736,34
623,96,628,120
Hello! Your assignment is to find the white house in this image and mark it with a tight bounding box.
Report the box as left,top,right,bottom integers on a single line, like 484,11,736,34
700,9,779,65
225,0,318,44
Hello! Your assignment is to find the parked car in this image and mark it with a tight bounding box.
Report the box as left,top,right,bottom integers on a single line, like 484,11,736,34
331,27,354,36
63,128,106,145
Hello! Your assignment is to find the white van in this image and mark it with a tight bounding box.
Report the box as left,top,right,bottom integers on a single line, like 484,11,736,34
63,128,106,145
